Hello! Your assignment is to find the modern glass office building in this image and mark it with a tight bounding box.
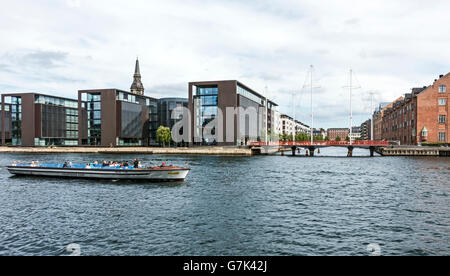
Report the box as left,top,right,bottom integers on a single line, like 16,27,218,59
158,98,189,129
193,87,219,145
1,93,79,146
78,89,158,147
0,102,12,145
157,97,188,146
189,80,278,146
0,59,185,147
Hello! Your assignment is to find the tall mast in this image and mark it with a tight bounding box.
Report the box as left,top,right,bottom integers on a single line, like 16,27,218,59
369,91,375,141
292,93,295,142
310,65,314,144
349,69,353,145
265,85,269,145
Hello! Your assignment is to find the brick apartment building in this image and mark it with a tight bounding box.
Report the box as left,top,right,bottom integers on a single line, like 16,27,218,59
360,119,372,140
327,128,349,141
372,102,393,141
381,73,449,145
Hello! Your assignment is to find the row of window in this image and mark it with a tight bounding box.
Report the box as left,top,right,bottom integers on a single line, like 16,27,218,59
196,87,218,96
65,109,78,116
4,96,21,105
237,85,265,106
65,123,78,131
87,102,101,111
84,94,101,102
117,92,139,104
87,120,101,129
87,111,101,120
34,138,78,147
118,138,143,146
35,95,78,109
66,116,78,123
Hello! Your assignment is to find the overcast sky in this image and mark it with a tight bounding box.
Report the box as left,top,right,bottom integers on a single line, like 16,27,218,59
0,0,449,128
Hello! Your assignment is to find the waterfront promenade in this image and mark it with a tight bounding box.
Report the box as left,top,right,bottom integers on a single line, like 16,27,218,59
0,146,253,156
1,145,449,157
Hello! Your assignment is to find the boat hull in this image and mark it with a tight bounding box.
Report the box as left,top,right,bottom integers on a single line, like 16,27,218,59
7,166,190,182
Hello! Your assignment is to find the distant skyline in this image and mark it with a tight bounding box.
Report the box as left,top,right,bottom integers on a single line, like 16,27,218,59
0,0,449,128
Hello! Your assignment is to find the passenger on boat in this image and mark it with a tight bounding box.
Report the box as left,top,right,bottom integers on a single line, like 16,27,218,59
102,161,109,167
133,159,139,169
12,161,17,166
86,163,91,169
160,162,166,168
63,162,68,168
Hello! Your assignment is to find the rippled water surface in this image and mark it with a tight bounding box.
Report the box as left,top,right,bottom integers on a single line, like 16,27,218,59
0,148,449,256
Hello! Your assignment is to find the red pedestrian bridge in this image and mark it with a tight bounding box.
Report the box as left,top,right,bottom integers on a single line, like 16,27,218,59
249,140,390,157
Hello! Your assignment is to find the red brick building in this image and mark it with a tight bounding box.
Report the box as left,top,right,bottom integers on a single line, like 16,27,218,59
373,102,394,141
416,74,449,144
327,128,349,141
381,73,449,145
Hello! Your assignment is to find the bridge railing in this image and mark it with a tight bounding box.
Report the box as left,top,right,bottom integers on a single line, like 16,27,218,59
249,141,390,146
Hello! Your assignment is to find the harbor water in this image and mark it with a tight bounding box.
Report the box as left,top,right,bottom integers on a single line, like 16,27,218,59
0,148,448,256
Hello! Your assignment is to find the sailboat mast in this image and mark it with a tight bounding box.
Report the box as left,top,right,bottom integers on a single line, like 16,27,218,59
310,65,314,144
349,69,353,145
265,86,268,145
292,93,295,142
370,92,374,141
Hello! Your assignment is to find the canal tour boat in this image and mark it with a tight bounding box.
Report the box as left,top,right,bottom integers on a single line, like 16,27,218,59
7,162,190,182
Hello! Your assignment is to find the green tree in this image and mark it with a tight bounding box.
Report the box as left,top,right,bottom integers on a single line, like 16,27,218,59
314,136,324,141
295,132,309,141
157,126,172,147
345,136,350,142
325,136,330,141
335,136,341,142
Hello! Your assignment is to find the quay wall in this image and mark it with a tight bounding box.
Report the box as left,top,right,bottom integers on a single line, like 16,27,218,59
0,147,253,156
377,147,450,157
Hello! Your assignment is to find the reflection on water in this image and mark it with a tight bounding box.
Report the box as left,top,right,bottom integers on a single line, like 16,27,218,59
0,149,448,256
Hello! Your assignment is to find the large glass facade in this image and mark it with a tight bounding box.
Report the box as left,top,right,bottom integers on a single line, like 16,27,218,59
158,98,188,129
86,93,101,145
237,85,265,106
147,98,158,145
116,91,139,104
35,95,78,109
121,102,143,138
0,103,12,145
194,86,218,145
34,95,79,146
8,96,22,146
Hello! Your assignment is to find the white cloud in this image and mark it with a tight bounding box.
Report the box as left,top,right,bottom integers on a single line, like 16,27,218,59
67,0,81,8
0,0,449,128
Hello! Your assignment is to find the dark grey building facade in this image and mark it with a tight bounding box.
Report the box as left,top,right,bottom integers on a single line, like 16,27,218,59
1,93,79,147
188,80,278,146
78,89,158,147
157,98,188,130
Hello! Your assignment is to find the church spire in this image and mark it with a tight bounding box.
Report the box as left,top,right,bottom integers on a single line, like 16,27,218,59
130,58,144,95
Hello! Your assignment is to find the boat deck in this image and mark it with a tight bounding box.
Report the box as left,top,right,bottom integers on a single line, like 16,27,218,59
7,163,190,181
10,163,187,171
